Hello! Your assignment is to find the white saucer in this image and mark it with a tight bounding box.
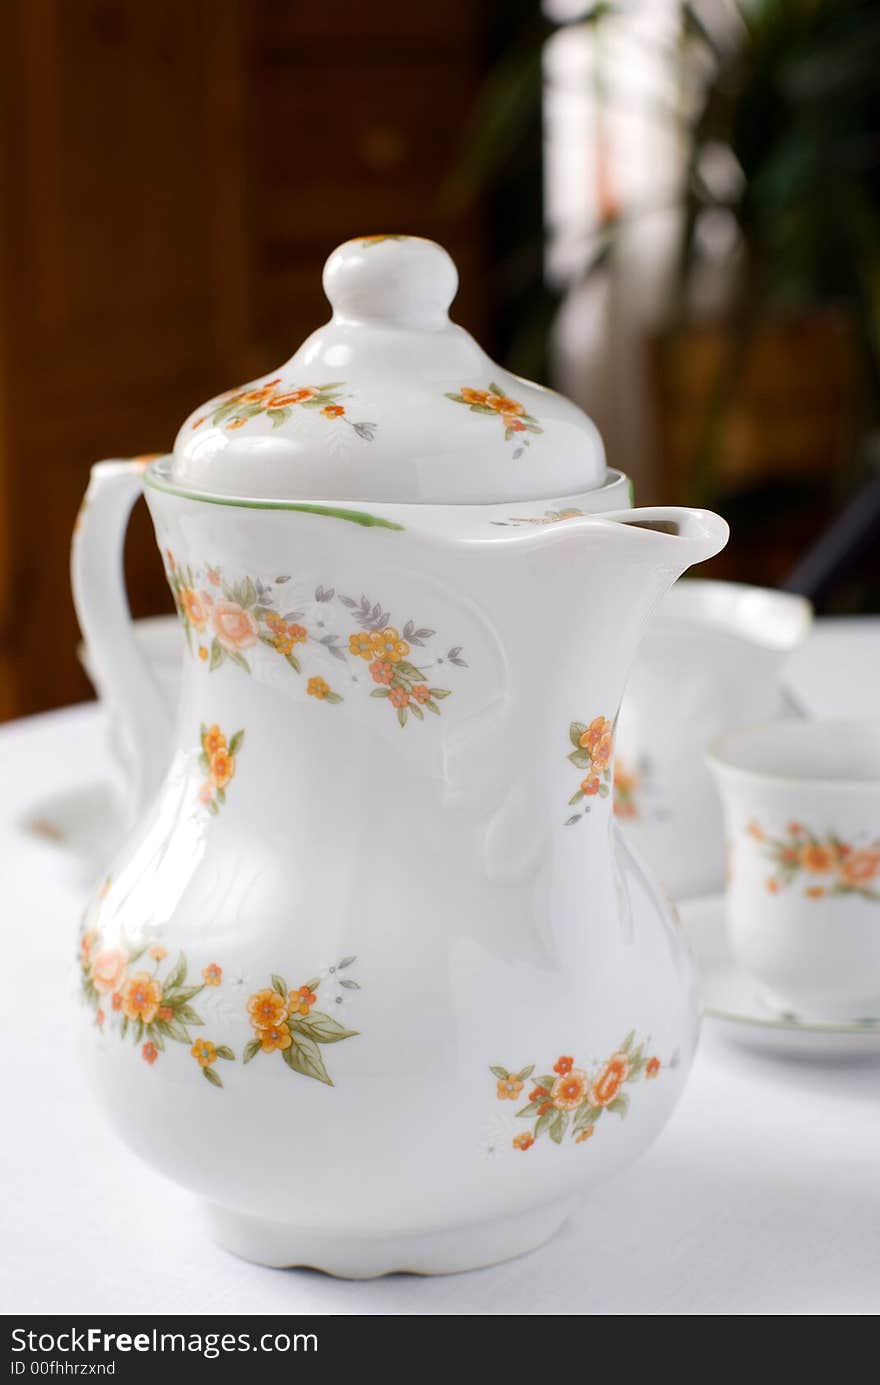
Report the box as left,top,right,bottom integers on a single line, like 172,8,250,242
679,895,880,1059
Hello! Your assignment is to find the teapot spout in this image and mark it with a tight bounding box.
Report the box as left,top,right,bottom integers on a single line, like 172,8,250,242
590,505,730,577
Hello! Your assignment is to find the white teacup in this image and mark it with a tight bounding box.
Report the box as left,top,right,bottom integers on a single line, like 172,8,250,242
708,719,880,1023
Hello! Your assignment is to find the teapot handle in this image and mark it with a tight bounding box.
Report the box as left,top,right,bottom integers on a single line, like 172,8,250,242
71,460,172,816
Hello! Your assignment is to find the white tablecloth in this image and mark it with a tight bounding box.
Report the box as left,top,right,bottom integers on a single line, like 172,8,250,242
2,619,879,1316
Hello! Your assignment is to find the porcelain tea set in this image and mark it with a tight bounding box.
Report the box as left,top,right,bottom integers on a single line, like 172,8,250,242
70,235,879,1277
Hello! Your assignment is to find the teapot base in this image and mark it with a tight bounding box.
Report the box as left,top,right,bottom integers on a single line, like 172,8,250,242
202,1195,577,1278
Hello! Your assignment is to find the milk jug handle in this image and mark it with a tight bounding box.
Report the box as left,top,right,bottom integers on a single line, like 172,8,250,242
71,460,171,814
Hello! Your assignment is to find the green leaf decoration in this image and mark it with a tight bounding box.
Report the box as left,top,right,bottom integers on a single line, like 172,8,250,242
293,1012,359,1045
598,783,609,798
569,722,586,747
163,954,187,992
488,382,504,396
397,707,407,728
608,1093,630,1118
516,1064,535,1081
515,1100,544,1117
271,409,289,428
175,1006,203,1027
228,650,251,674
621,1030,635,1053
430,688,451,699
568,749,590,769
208,799,219,815
326,692,343,704
470,404,498,415
424,700,440,715
209,638,224,671
285,652,301,673
161,1019,191,1044
271,974,287,997
170,985,202,1005
409,703,424,721
371,687,391,698
535,1109,556,1140
202,1066,223,1088
568,789,585,806
215,1046,235,1061
395,660,425,683
198,751,210,773
242,1038,261,1065
550,1111,569,1144
304,977,321,991
444,392,465,402
216,787,226,805
283,1034,333,1086
134,1019,144,1043
573,1103,601,1132
489,1066,509,1080
228,729,245,756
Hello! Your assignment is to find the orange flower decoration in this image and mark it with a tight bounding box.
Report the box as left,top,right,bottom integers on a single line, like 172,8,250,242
460,388,490,405
766,877,780,893
369,627,409,663
96,1008,105,1027
258,1022,292,1053
89,948,128,996
181,588,208,631
198,646,208,661
801,843,834,874
412,684,431,703
581,775,601,796
496,1076,525,1101
247,988,287,1030
805,885,825,899
551,1069,589,1110
267,388,317,409
307,676,331,700
370,659,394,685
322,404,345,418
288,985,317,1016
747,821,765,842
529,1086,548,1102
191,1038,217,1068
141,1042,158,1065
839,849,880,886
502,415,526,432
389,686,409,709
485,395,525,416
121,972,162,1025
202,725,226,756
554,1056,573,1075
646,1056,661,1079
589,1052,630,1108
349,632,373,659
157,1006,173,1022
210,748,235,789
513,1132,534,1151
148,943,167,961
202,963,222,986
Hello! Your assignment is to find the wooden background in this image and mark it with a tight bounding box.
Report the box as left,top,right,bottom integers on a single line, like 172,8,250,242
0,0,492,719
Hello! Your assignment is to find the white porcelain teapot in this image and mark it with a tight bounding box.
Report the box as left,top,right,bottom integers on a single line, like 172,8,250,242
71,236,727,1276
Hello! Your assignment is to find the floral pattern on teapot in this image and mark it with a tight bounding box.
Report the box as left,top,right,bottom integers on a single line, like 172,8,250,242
444,382,543,459
190,379,377,442
747,820,880,901
162,551,468,730
565,715,614,825
197,723,244,814
492,1034,661,1151
79,921,234,1087
242,961,360,1087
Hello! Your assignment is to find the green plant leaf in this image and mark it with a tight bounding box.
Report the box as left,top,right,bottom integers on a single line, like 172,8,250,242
535,1109,555,1140
397,707,407,728
395,660,425,683
550,1111,569,1144
515,1100,544,1117
228,729,245,756
209,638,224,671
568,749,590,769
326,691,343,704
283,1034,333,1086
568,789,585,805
569,722,586,747
409,702,424,720
293,1012,358,1045
228,650,251,674
429,688,451,699
215,1045,235,1061
489,1065,509,1080
271,974,287,997
163,954,187,991
621,1029,635,1053
598,783,609,798
242,1038,261,1064
608,1092,630,1119
444,392,465,402
202,1065,223,1088
469,404,498,415
371,687,391,698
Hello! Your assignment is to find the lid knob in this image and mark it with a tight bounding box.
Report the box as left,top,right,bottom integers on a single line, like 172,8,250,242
322,235,458,331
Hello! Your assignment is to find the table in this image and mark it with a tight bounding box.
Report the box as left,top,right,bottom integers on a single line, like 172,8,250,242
2,620,879,1315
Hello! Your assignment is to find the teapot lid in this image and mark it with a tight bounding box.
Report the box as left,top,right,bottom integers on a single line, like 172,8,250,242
172,235,606,504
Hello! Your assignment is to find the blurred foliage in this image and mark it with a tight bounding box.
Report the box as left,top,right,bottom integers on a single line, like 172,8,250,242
449,0,880,454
